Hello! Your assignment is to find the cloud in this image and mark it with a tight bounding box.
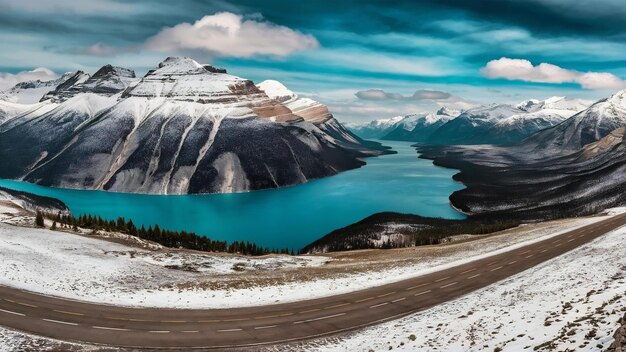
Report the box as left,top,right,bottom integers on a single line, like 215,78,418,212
481,57,626,90
0,67,57,91
66,42,139,57
355,89,403,100
144,12,319,58
349,88,475,121
413,89,452,100
355,89,453,101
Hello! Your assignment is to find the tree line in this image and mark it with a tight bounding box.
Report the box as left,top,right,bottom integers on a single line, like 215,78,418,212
35,211,294,256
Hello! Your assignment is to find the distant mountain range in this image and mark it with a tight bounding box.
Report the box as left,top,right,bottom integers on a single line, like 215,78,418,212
0,57,390,194
349,97,591,145
419,89,626,220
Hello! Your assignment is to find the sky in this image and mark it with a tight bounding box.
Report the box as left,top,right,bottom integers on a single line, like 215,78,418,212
1,0,626,123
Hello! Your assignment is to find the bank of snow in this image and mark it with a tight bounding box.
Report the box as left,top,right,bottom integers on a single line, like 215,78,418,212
304,228,626,352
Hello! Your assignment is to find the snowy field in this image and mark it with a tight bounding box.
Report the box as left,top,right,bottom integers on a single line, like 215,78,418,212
0,199,625,350
0,202,619,309
302,227,626,352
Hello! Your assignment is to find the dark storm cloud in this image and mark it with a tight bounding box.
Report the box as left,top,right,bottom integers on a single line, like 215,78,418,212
419,0,626,38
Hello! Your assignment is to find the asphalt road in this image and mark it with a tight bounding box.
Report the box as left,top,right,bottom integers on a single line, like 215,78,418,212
1,213,625,350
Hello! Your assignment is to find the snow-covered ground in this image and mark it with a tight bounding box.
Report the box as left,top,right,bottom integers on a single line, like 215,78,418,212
1,199,625,350
304,227,626,352
0,203,618,309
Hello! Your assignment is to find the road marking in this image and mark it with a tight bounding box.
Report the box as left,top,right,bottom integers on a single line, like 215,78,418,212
490,266,503,272
567,239,575,242
149,330,170,334
554,244,561,247
182,330,199,333
324,303,350,309
218,329,243,332
525,255,533,258
161,320,188,323
199,319,221,323
53,309,84,316
355,297,375,303
405,283,428,291
293,313,346,325
299,308,321,314
520,250,531,255
486,261,498,266
460,268,476,274
369,302,389,309
92,326,129,331
508,260,517,265
254,325,278,330
435,276,450,282
278,313,294,317
222,318,249,322
377,292,396,298
5,299,37,308
467,273,481,279
541,249,548,253
0,308,25,316
414,290,432,296
42,318,78,326
392,297,406,303
440,282,457,289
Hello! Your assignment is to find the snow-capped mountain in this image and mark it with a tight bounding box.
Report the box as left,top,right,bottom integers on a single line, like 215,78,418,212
522,90,626,153
0,57,389,194
41,65,135,103
347,116,406,140
383,107,460,142
348,107,460,141
427,97,590,145
0,71,77,104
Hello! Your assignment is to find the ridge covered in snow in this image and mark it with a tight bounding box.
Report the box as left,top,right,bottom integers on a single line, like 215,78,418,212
0,57,389,195
522,89,626,152
0,71,77,104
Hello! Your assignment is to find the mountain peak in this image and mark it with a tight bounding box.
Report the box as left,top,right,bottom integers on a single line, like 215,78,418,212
436,106,460,117
257,80,296,101
91,64,136,80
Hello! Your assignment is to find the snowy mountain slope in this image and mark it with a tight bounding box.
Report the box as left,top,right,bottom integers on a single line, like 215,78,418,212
427,97,590,145
0,57,390,194
521,90,626,153
0,72,76,104
0,101,32,124
418,91,626,220
347,116,407,140
41,65,136,103
383,107,459,142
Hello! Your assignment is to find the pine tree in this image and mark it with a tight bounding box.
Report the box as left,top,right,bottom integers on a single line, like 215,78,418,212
35,211,45,228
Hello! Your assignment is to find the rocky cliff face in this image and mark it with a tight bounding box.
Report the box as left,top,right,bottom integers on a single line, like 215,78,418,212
0,57,390,194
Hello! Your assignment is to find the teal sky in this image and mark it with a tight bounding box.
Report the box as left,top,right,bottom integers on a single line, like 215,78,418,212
1,0,626,122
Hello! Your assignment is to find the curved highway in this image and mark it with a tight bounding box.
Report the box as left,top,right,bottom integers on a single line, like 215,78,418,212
1,213,625,349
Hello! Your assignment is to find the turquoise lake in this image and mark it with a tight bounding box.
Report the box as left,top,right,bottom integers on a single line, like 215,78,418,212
0,141,465,250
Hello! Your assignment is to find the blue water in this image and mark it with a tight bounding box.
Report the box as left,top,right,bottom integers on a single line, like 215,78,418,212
0,141,464,249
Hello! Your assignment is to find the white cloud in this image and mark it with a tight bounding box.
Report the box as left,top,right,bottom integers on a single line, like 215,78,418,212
0,67,57,91
481,57,626,90
144,12,319,58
